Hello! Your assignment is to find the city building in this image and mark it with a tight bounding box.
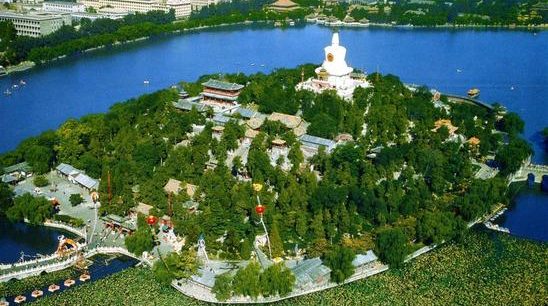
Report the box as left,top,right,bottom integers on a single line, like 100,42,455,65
79,0,192,19
43,1,86,13
0,11,72,37
190,0,219,11
296,32,370,100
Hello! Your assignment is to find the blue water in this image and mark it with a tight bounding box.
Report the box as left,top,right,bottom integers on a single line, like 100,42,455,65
0,25,546,243
498,187,548,241
0,219,73,264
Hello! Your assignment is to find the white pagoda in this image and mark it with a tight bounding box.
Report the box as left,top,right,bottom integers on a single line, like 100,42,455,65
296,32,370,100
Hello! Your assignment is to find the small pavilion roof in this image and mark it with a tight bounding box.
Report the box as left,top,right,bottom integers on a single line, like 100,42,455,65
267,112,302,129
164,178,182,195
270,0,298,8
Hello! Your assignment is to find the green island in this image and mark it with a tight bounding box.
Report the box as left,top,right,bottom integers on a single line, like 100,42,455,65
0,0,547,69
0,42,540,303
19,230,547,305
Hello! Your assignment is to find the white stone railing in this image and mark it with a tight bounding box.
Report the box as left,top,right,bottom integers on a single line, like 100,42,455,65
44,220,86,238
85,247,152,267
0,256,78,282
0,253,59,270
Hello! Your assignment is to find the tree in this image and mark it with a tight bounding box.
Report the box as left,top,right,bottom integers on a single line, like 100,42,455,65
0,182,14,216
497,112,524,135
323,245,356,284
260,263,295,297
6,193,53,225
125,220,155,256
269,220,284,258
213,272,233,301
33,175,49,187
153,249,200,285
375,228,408,268
69,193,84,206
232,261,261,299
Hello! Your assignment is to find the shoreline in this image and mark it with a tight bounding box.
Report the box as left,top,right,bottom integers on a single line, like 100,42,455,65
1,18,545,75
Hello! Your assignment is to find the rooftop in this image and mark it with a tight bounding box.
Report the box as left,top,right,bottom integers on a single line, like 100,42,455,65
269,0,299,8
202,79,244,91
299,134,336,149
4,162,31,174
267,112,302,129
164,178,182,195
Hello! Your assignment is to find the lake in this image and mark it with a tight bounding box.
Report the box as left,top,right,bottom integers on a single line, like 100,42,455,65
0,218,73,264
0,24,546,244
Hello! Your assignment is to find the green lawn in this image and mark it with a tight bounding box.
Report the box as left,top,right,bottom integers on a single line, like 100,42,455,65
29,230,547,306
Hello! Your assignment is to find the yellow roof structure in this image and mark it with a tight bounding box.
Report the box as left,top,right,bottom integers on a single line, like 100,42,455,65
268,112,303,129
432,119,458,135
467,137,481,146
269,0,299,11
135,202,153,216
164,178,182,195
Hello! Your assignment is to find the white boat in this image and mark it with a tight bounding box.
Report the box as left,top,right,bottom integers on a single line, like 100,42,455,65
143,80,150,85
250,63,255,66
19,80,26,85
4,89,11,95
456,69,462,73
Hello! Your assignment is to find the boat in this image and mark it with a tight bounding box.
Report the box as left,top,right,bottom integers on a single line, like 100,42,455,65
143,80,149,85
19,80,26,85
4,89,11,95
510,86,515,91
48,284,60,292
289,21,295,26
64,279,76,287
13,296,26,304
79,273,91,282
456,68,462,73
467,88,480,98
31,290,43,298
250,63,255,66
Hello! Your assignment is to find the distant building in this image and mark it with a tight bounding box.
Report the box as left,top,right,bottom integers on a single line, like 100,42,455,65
0,11,72,37
79,0,192,19
43,1,86,13
190,0,220,11
268,0,299,12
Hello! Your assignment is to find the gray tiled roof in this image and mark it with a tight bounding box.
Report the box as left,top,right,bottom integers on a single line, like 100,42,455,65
74,173,99,190
4,162,31,174
56,163,77,175
299,134,336,148
202,79,244,91
352,250,378,267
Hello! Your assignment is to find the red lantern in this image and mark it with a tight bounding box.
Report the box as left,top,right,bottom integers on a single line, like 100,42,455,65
146,215,157,226
255,204,265,215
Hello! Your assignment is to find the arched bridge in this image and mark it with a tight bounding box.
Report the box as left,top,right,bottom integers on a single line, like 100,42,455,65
511,163,548,184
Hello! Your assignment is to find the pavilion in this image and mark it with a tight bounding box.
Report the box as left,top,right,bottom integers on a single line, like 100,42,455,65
268,0,299,12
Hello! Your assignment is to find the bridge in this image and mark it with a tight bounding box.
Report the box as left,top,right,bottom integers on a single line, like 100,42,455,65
511,163,548,184
0,246,148,283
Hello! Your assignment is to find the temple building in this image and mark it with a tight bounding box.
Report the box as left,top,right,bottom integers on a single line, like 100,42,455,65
296,32,370,100
200,79,244,112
